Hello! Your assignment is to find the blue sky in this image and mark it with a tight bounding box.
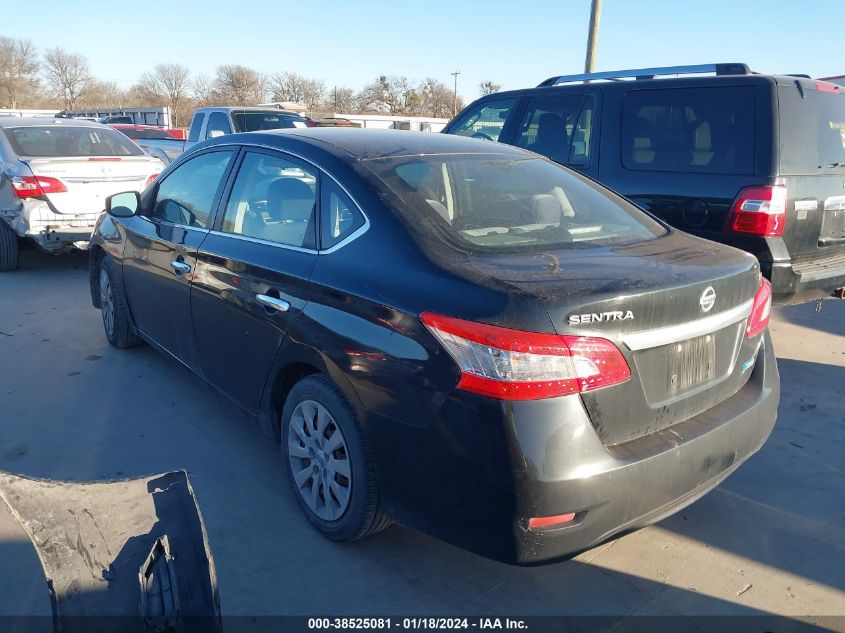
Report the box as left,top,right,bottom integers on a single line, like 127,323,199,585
5,0,843,102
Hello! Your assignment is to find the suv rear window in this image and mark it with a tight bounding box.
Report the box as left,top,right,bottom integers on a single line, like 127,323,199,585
3,126,144,157
621,86,756,175
360,154,665,253
778,83,845,174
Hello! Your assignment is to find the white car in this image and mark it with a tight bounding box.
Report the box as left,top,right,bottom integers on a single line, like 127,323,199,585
0,117,163,271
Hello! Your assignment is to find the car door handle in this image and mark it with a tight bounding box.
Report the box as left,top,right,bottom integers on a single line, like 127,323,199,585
256,294,290,312
170,260,192,274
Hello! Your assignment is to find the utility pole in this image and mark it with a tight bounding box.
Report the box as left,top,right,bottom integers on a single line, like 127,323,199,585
451,69,461,117
584,0,602,73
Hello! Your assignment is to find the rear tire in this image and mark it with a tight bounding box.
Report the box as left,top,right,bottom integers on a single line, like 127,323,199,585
99,257,142,349
0,221,20,272
281,375,390,541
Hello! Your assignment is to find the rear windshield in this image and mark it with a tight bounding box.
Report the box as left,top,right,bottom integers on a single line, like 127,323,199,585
3,126,143,157
359,154,666,253
621,86,756,175
231,112,308,132
779,84,845,174
117,127,172,140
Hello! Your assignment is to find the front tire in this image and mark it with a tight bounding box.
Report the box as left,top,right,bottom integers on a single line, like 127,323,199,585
281,375,390,541
99,257,141,348
0,221,20,272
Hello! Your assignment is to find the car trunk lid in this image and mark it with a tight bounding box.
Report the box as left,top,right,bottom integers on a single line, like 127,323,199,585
23,157,157,215
466,231,763,445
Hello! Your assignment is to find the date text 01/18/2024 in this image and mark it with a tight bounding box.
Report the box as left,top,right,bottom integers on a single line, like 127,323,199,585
307,618,528,630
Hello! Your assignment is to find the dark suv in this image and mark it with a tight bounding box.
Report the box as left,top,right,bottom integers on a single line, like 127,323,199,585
444,63,845,305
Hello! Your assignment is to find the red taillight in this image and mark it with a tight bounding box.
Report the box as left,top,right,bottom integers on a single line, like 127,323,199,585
10,175,67,199
528,513,576,530
420,313,631,400
144,173,159,189
746,277,772,338
87,157,122,161
816,81,840,93
730,185,787,237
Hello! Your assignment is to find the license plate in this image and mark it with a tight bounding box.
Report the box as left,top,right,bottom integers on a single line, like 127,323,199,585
668,334,716,394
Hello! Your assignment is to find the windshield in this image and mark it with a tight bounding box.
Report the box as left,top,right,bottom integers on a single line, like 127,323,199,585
4,126,144,157
360,154,666,253
231,112,308,132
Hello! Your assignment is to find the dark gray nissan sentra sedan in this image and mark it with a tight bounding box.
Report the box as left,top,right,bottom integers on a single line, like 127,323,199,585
88,129,779,564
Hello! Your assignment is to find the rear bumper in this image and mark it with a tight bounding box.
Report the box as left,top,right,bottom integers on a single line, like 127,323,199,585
370,331,779,564
2,202,98,251
765,253,845,305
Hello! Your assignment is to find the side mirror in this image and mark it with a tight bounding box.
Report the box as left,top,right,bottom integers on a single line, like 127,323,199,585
208,129,226,139
106,191,141,218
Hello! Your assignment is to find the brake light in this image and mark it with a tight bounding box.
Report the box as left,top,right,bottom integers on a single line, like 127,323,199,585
144,173,159,189
745,277,772,338
87,157,121,161
10,175,67,199
816,81,840,93
420,313,631,400
730,185,787,237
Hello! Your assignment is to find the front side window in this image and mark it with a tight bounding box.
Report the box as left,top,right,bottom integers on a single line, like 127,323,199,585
360,154,665,253
187,113,205,142
621,86,756,175
206,112,232,139
220,151,318,248
449,98,516,142
4,126,144,157
150,150,234,228
514,94,593,166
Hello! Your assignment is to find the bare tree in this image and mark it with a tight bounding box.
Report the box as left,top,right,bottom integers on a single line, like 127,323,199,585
191,74,214,106
138,63,190,126
419,77,462,118
269,72,325,112
79,80,124,109
479,80,502,96
358,75,420,115
43,47,90,110
0,37,40,109
324,86,356,113
211,64,265,105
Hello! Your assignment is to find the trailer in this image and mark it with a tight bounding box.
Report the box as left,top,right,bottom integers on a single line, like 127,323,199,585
330,113,449,132
62,106,174,128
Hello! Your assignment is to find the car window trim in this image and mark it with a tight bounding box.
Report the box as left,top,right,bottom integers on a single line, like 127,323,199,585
209,142,370,255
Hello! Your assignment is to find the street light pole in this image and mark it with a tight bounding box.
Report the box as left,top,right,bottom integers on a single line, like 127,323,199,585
451,69,461,117
584,0,602,73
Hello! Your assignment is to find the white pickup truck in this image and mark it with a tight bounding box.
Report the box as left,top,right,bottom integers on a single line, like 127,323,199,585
181,107,309,155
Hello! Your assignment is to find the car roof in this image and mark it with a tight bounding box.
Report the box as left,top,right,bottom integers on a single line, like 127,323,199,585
198,106,302,115
0,117,109,129
227,127,531,161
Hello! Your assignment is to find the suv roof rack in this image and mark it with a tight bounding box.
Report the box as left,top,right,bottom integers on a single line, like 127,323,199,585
537,63,752,87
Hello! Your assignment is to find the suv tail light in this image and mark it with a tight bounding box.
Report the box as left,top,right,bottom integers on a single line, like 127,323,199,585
420,312,631,400
10,175,68,199
745,277,772,338
730,185,787,237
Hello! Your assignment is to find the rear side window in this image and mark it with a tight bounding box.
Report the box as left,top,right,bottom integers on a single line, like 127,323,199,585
514,94,594,166
151,150,234,228
220,151,318,249
206,112,232,139
321,180,364,249
187,113,205,142
778,84,845,174
360,154,665,253
621,86,756,175
449,98,515,142
4,126,143,157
